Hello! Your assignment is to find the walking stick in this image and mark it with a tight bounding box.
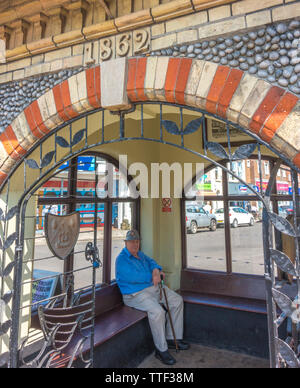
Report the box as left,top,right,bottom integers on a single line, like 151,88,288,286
159,275,179,353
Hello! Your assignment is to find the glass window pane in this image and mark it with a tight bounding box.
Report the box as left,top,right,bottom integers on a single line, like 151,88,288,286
227,159,273,196
185,200,226,272
73,202,104,290
277,200,294,219
95,157,136,199
276,164,293,196
39,169,69,199
231,202,264,276
77,156,96,198
185,166,224,198
111,202,135,280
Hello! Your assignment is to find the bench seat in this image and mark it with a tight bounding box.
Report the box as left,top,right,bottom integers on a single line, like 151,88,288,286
180,291,267,315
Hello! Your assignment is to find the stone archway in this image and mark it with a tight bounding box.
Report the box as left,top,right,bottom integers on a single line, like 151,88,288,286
0,56,299,187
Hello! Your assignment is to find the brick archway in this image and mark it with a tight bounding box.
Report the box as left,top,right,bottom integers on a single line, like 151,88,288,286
0,56,299,186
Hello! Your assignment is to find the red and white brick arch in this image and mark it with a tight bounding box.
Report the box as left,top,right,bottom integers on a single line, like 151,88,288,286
0,56,299,187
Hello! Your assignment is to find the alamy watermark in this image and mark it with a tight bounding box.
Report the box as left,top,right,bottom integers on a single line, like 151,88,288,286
95,155,205,200
0,40,5,64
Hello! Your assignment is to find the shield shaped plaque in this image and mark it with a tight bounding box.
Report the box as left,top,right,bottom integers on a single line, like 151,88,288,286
45,212,80,260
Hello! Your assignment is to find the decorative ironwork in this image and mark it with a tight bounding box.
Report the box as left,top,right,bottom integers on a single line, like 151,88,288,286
0,101,299,368
19,293,92,368
56,129,86,149
85,242,102,269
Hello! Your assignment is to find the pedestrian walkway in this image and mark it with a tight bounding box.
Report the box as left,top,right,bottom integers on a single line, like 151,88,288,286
138,343,269,368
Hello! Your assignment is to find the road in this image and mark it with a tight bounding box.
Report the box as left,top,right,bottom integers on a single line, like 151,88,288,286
186,222,265,275
33,231,125,290
32,222,265,293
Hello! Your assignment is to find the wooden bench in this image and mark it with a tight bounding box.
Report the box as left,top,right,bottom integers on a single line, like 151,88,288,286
178,289,275,359
29,283,150,368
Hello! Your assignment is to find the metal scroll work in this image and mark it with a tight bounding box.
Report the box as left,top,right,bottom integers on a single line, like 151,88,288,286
19,290,92,369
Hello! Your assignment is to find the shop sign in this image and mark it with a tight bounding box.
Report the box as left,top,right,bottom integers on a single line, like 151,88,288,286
239,185,248,192
195,183,212,191
31,270,61,312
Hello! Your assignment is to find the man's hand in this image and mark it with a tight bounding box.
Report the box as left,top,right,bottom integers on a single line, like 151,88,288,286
152,268,161,287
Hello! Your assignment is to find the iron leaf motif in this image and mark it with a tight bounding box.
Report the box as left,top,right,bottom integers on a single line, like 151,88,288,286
268,212,297,237
0,300,4,321
0,320,11,336
277,338,300,368
0,261,15,278
232,143,257,160
41,151,55,169
272,288,294,316
183,118,203,135
270,249,297,277
206,142,229,159
162,120,180,135
3,232,17,250
56,136,69,148
1,291,13,304
26,159,39,169
0,208,4,221
71,129,85,146
0,352,9,368
5,206,18,222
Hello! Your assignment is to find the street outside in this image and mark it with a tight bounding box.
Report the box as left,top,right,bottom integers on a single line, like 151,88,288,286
186,222,265,276
32,222,265,294
33,228,127,291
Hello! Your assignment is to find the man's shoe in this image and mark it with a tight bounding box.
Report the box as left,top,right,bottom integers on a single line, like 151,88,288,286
155,349,176,365
167,340,190,350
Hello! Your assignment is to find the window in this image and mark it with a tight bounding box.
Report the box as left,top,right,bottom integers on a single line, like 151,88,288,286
34,153,139,293
264,162,270,176
185,200,226,272
182,158,293,278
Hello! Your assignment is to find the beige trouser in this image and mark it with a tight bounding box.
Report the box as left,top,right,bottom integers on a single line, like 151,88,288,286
123,285,184,352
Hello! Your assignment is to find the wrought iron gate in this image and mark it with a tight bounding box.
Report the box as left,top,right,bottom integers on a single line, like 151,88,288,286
0,102,300,368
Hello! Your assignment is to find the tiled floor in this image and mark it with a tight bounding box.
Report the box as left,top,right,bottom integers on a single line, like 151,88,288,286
138,343,269,368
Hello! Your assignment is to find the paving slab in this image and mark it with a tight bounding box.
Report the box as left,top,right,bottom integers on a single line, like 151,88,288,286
138,343,270,368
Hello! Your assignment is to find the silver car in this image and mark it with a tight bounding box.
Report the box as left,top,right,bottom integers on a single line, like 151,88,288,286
186,205,217,234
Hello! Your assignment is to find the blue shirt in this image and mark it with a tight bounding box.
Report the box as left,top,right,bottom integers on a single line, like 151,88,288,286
116,247,162,295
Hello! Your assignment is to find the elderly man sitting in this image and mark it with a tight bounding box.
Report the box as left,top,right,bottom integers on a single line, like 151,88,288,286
115,229,189,365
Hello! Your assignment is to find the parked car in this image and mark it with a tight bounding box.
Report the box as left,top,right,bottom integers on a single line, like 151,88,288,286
186,204,217,234
215,207,255,228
